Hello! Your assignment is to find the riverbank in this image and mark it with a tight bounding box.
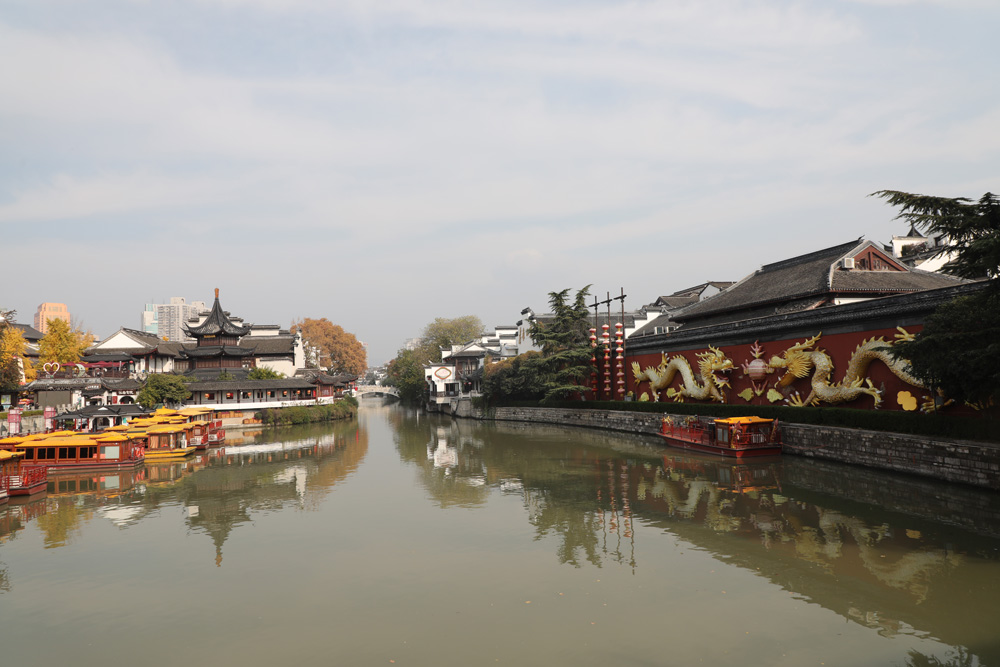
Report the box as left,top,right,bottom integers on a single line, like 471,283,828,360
450,401,1000,491
257,398,358,426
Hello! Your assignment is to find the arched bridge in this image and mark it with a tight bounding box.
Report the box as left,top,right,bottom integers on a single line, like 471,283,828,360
354,385,400,399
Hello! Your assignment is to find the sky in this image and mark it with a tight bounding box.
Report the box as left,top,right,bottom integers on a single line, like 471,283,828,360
2,0,998,365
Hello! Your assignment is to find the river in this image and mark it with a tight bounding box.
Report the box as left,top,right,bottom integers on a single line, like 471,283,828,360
1,402,999,666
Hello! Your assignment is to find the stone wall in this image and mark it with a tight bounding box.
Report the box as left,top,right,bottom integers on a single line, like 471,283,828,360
781,423,1000,491
453,401,1000,491
1,414,46,437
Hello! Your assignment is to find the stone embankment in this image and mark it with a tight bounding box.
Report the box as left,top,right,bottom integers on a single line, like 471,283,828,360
451,400,1000,491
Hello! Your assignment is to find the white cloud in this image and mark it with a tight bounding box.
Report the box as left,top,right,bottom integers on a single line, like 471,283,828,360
1,0,997,362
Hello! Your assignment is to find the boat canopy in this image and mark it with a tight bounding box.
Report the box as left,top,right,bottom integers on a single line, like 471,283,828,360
714,416,775,426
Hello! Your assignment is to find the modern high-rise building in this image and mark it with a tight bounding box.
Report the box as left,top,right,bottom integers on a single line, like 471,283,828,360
141,304,158,336
34,302,71,334
140,297,208,341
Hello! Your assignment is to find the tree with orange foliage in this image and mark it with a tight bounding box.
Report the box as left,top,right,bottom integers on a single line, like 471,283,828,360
1,308,36,390
38,318,95,365
291,318,367,376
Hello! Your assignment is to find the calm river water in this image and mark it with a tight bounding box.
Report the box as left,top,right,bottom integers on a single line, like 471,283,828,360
2,402,999,666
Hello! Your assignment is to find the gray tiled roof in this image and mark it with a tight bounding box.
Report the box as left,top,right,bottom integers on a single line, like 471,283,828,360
831,267,964,292
672,239,969,329
675,240,860,322
184,295,252,337
241,337,296,355
11,323,44,341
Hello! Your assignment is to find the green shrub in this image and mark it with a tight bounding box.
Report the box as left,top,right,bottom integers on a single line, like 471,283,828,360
259,401,357,426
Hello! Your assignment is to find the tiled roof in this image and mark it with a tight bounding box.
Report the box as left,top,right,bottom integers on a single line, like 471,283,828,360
629,282,988,353
663,237,970,330
630,313,679,337
831,267,964,292
240,336,296,355
672,240,868,325
184,295,252,337
11,323,43,341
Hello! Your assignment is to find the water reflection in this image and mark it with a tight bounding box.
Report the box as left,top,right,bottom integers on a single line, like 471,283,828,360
3,408,999,666
393,411,1000,665
0,419,367,568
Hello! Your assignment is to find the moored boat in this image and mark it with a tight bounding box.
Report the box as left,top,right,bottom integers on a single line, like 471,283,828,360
659,415,782,458
0,431,145,472
142,423,198,459
0,448,48,497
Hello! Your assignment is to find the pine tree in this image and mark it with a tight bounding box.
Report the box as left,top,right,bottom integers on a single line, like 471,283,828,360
528,286,593,403
873,190,1000,407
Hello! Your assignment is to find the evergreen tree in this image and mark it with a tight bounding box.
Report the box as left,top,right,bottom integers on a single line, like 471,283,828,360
873,190,1000,407
528,286,593,403
871,190,999,281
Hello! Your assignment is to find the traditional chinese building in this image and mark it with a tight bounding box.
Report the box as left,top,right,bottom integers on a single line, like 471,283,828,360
182,289,255,380
624,239,979,413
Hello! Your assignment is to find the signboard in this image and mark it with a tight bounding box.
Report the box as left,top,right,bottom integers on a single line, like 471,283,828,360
7,407,22,435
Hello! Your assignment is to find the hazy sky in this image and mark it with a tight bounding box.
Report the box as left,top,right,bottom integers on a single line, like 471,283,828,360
2,0,997,364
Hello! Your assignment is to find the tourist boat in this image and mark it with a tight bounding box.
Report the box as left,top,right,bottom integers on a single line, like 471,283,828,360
0,431,145,472
0,448,48,497
142,423,198,459
659,415,782,458
178,408,225,447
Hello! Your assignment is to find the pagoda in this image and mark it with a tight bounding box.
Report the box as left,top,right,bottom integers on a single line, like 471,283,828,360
182,288,255,380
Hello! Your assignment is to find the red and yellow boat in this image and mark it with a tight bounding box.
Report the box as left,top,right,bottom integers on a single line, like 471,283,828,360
0,430,145,472
659,415,782,458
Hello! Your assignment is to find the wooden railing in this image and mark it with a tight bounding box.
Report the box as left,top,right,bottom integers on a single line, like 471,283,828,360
9,466,48,489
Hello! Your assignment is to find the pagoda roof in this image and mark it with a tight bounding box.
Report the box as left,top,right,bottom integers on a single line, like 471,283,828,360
184,291,251,337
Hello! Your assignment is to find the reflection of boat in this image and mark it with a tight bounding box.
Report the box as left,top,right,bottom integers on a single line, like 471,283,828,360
47,467,146,499
662,456,782,495
659,416,781,458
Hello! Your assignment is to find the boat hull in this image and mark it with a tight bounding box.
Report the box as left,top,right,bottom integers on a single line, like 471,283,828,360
144,446,197,460
39,457,146,472
659,433,782,458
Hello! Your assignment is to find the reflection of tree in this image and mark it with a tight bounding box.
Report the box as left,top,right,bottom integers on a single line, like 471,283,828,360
390,413,1000,665
905,647,975,667
35,498,94,549
178,419,368,565
528,492,603,568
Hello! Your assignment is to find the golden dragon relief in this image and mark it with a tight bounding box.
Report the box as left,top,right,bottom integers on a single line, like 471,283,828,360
631,346,733,403
767,328,930,410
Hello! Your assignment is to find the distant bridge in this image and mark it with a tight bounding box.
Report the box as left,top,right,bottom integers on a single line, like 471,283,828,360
353,385,400,399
